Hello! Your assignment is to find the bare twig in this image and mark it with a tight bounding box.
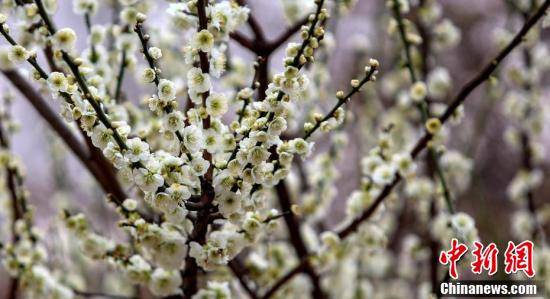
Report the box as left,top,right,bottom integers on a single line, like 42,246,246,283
228,260,260,299
267,16,310,53
113,49,127,102
73,289,137,299
304,66,378,140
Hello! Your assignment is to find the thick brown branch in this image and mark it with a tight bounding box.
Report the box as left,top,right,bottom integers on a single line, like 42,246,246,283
229,31,256,52
274,180,326,299
235,0,266,43
181,0,216,296
267,16,309,53
2,71,90,161
228,260,259,299
230,14,309,56
2,71,128,204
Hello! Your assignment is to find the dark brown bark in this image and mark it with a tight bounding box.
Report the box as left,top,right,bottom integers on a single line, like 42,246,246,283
275,181,326,299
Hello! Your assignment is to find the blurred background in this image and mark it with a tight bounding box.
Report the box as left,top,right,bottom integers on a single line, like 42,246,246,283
1,0,549,296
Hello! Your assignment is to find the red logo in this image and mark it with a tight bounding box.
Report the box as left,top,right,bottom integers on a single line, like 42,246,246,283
439,239,535,279
504,241,535,278
439,238,469,279
471,241,499,276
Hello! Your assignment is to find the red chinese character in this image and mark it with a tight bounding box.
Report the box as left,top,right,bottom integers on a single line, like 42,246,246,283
470,241,499,275
504,241,535,278
439,238,468,279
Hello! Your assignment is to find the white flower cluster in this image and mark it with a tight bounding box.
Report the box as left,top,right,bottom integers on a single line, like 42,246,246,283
299,133,347,220
0,148,74,299
193,281,232,299
63,211,186,297
498,12,549,243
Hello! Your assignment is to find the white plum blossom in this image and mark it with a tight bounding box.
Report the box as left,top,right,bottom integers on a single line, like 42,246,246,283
451,212,477,241
192,30,214,52
73,0,98,15
193,281,232,299
133,167,164,193
125,255,152,284
182,125,205,153
0,46,14,70
141,67,157,83
90,125,113,149
149,268,183,297
47,72,68,92
391,152,416,176
7,45,29,63
187,67,212,94
163,111,185,132
427,67,451,98
409,81,427,102
154,232,187,269
125,138,150,163
205,92,228,117
53,28,77,51
158,79,177,102
372,163,397,186
148,46,163,60
167,184,192,204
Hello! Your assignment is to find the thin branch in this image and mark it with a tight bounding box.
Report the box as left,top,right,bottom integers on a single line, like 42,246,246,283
229,31,256,52
30,0,174,196
84,13,98,63
228,260,260,299
1,71,90,162
227,0,326,163
134,22,187,147
134,23,160,85
274,181,326,299
235,0,266,43
391,0,454,213
267,16,310,53
304,65,378,140
113,49,127,102
73,289,136,299
391,0,417,82
260,259,308,299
